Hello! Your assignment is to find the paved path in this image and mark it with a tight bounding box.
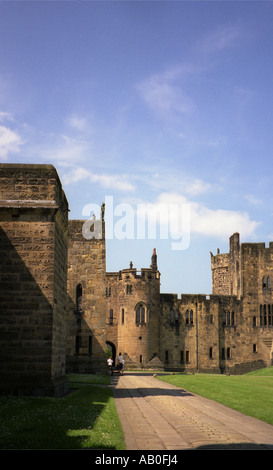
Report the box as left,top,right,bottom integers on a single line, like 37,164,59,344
111,373,273,450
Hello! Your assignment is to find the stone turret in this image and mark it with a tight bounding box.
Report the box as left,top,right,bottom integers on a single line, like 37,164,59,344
106,249,161,368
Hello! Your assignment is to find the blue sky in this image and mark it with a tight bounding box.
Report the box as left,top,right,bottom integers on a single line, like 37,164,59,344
1,1,273,294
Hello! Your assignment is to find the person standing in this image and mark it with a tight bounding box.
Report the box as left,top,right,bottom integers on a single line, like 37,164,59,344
117,352,124,374
107,357,113,373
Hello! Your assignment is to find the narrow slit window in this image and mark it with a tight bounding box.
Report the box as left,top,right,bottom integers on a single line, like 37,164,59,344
88,336,92,355
76,284,83,313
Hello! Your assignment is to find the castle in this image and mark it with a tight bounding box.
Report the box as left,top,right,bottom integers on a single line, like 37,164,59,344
0,164,273,395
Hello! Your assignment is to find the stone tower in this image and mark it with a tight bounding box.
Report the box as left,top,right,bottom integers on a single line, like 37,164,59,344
66,208,108,374
0,164,69,395
106,249,161,368
211,232,273,371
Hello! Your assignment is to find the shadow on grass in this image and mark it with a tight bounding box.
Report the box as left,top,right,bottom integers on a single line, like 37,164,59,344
0,383,124,450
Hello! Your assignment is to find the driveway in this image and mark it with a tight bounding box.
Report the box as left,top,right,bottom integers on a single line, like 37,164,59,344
111,372,273,450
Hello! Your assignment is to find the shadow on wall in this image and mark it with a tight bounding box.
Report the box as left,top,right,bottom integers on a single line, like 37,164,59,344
0,227,67,396
66,291,108,375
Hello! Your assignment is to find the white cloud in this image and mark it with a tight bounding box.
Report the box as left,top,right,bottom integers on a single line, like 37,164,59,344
138,171,219,197
62,166,135,192
27,133,91,168
137,67,194,119
139,192,259,240
201,24,242,55
244,194,263,206
0,112,15,123
0,125,24,161
66,115,90,133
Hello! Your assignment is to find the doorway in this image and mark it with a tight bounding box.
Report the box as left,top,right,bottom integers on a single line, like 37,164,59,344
106,341,116,366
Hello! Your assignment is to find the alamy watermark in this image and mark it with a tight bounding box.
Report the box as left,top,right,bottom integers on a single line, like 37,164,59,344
82,196,190,250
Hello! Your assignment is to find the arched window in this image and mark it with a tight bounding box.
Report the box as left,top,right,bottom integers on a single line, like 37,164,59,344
186,309,193,325
135,302,146,324
76,284,83,313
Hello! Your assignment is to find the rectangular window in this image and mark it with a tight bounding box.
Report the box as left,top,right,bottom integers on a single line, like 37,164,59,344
126,285,132,294
88,336,92,355
253,344,257,353
209,315,213,324
209,347,213,359
180,350,184,363
140,355,143,363
268,305,272,326
226,311,230,326
186,350,190,363
227,347,231,359
260,305,263,326
264,304,267,326
75,335,80,355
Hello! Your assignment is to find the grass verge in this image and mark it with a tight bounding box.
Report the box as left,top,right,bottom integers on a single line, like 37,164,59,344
0,374,125,450
157,367,273,426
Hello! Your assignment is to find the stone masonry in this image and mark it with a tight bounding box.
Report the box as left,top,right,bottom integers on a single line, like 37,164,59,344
0,164,69,395
1,163,273,396
66,217,108,374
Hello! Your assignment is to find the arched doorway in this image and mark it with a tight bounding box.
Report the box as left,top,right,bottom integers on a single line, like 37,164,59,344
106,341,116,366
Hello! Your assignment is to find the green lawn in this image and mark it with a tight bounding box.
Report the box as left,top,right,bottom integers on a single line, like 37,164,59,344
158,367,273,426
0,374,125,450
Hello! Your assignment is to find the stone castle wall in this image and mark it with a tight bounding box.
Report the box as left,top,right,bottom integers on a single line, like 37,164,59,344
210,233,273,373
106,252,161,368
1,163,272,396
0,164,69,395
66,218,108,374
